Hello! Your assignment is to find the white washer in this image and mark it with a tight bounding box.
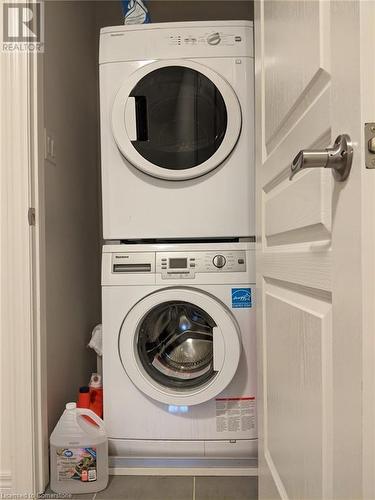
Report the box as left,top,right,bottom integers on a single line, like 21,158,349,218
99,21,254,240
102,242,257,460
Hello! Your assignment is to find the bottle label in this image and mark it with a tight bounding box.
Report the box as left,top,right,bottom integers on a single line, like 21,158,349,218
56,447,97,482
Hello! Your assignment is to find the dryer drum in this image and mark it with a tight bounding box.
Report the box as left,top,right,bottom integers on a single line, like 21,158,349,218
137,301,218,389
129,66,228,170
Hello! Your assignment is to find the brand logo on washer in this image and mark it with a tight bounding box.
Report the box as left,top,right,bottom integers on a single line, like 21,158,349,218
231,288,252,309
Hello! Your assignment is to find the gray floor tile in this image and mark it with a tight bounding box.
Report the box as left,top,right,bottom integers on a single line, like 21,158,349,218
95,475,193,500
70,494,95,499
195,476,258,500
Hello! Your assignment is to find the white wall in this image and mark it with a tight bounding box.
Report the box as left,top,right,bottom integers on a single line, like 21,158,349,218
44,0,101,435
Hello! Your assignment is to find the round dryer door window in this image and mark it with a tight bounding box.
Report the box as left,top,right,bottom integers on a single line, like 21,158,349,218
118,287,241,406
112,60,242,181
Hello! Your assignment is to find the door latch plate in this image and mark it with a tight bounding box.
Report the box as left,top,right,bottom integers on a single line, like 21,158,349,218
365,123,375,168
28,207,36,226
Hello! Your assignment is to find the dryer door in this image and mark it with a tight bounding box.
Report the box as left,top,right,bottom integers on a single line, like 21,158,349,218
112,60,242,181
119,287,241,406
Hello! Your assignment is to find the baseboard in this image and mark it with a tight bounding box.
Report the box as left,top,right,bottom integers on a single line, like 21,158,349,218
0,471,12,492
109,457,258,476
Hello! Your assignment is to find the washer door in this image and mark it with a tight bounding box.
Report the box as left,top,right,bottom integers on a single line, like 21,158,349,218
119,288,241,406
112,60,242,181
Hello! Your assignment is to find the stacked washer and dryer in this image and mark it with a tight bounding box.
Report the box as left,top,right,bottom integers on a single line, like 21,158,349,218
99,21,256,468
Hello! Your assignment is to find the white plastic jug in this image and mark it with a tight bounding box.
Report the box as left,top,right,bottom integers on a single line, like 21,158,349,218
50,402,108,495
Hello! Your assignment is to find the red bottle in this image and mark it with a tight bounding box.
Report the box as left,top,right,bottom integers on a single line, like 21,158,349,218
77,386,90,409
77,385,97,425
89,373,103,418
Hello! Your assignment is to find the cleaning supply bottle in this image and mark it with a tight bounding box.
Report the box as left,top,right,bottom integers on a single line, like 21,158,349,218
77,386,90,409
121,0,150,25
50,402,108,495
89,373,103,418
77,386,97,426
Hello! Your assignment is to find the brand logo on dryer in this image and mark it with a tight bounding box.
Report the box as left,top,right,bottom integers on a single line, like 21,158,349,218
231,288,252,309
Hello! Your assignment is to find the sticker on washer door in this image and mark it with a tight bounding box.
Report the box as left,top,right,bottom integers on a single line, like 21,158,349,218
231,288,252,308
215,397,256,433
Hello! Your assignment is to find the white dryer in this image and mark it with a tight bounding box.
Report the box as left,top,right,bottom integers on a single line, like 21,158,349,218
102,242,257,461
99,21,254,240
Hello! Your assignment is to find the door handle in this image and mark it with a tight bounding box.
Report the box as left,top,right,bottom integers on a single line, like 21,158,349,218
212,327,225,372
289,134,353,181
125,97,137,141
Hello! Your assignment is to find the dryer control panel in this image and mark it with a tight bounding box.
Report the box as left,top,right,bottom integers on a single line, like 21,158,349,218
167,31,243,47
156,250,246,280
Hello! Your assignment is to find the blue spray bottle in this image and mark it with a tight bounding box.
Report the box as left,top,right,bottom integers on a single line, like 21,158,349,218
121,0,151,25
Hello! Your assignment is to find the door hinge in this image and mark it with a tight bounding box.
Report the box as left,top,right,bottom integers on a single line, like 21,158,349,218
28,207,36,226
365,123,375,168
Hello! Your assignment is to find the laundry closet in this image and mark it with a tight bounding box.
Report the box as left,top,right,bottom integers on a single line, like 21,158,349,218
42,0,255,485
2,0,373,498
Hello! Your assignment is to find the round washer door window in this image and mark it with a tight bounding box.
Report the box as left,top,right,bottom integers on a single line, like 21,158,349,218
112,60,242,181
118,288,241,406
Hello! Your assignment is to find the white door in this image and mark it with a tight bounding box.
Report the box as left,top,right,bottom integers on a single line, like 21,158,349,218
118,287,241,406
255,1,375,499
111,60,242,180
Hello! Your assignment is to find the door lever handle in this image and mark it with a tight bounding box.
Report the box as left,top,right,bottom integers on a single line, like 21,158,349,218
289,134,353,181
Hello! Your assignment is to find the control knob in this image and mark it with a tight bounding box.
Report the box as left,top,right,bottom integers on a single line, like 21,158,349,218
207,32,221,45
213,255,226,268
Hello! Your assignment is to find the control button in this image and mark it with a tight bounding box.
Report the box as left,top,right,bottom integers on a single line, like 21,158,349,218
238,258,245,265
190,263,196,268
207,32,221,45
213,255,226,268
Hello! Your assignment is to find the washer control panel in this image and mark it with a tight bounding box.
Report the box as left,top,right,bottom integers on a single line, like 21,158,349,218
156,251,246,280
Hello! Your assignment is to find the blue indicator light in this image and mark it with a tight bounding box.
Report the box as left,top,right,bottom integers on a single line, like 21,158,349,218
168,405,189,414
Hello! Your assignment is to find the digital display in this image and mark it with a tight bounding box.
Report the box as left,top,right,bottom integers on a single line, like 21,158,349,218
169,258,187,269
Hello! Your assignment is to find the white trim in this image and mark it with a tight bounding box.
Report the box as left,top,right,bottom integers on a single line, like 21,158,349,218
0,1,47,495
0,472,12,492
0,46,34,494
111,59,242,180
109,466,259,477
30,43,49,496
109,457,258,477
360,1,375,498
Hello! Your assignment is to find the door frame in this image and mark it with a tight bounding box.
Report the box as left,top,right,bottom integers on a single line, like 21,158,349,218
254,0,375,498
0,0,48,494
